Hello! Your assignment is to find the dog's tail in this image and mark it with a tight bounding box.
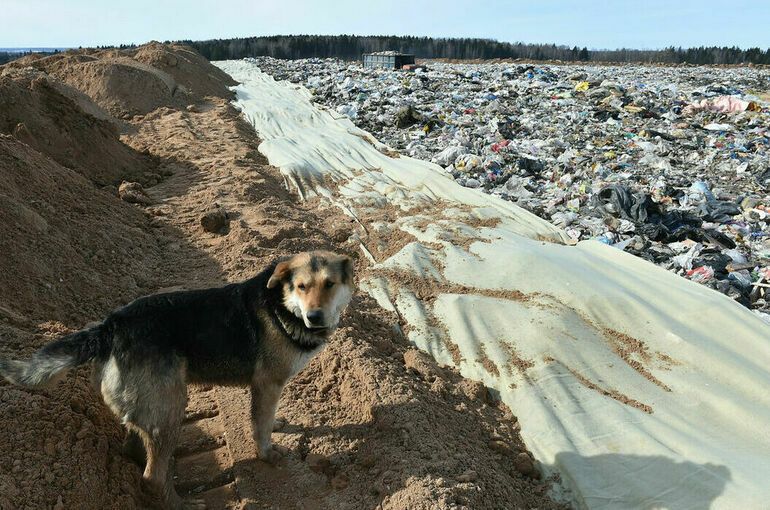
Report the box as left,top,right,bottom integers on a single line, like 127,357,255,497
0,324,111,388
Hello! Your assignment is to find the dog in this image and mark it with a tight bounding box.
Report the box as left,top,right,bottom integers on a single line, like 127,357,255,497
0,250,354,509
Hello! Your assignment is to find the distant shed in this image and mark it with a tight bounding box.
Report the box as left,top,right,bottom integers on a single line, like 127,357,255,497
362,52,416,70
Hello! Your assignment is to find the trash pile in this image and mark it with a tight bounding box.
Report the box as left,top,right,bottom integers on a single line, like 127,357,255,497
252,57,770,320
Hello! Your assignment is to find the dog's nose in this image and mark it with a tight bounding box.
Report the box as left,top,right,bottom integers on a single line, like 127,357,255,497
306,309,325,326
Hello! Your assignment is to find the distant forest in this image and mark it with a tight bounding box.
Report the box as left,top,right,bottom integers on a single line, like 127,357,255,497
184,35,770,65
0,49,63,65
1,51,33,64
2,36,769,66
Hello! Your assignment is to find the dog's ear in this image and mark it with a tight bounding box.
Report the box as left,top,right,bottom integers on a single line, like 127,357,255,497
267,261,291,289
338,255,353,284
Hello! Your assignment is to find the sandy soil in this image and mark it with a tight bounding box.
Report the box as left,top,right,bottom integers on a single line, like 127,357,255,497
0,43,563,509
0,67,158,185
6,43,235,121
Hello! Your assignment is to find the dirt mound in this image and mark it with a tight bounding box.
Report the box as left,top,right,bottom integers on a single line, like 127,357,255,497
0,69,156,185
0,374,141,510
256,306,559,509
0,132,221,509
0,43,242,510
6,43,234,119
0,134,180,510
52,57,182,119
0,313,144,510
131,42,236,100
0,135,166,323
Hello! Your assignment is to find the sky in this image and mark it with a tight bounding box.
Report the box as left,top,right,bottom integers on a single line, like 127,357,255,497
1,0,768,50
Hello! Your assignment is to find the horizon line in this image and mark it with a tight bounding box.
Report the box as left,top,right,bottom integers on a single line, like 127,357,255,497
2,34,770,54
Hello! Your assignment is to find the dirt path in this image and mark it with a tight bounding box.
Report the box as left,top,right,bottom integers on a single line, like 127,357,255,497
175,385,237,506
122,94,563,509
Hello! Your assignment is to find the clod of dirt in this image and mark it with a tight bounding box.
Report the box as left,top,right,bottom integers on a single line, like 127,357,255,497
200,205,229,233
457,469,479,483
403,348,445,381
514,452,538,478
118,181,152,205
489,438,513,455
458,378,489,403
330,473,350,490
306,453,334,476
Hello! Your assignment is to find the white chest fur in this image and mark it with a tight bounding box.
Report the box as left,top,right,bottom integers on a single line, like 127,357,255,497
289,344,326,377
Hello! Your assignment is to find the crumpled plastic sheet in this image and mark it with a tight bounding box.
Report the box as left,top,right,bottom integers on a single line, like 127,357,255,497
216,59,770,510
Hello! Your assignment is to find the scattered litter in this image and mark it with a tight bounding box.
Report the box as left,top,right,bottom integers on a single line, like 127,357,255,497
253,57,770,314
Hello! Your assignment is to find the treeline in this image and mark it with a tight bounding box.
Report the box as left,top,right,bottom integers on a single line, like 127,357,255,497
183,35,770,65
0,51,37,64
0,48,66,65
3,37,769,66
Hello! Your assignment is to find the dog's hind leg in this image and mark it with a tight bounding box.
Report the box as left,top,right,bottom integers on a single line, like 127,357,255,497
101,356,188,509
92,360,150,467
135,371,187,510
135,421,183,510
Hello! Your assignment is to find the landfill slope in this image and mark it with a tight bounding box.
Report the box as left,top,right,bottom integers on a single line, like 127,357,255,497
217,59,770,510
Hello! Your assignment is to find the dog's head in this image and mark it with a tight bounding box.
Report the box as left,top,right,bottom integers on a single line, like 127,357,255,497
267,251,354,334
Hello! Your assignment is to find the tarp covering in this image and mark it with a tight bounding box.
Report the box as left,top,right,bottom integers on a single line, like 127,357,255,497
215,59,770,510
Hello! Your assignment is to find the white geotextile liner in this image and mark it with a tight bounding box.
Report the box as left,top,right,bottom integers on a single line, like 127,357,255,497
216,60,770,510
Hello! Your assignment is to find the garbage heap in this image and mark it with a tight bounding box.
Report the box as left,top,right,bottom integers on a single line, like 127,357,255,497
252,57,770,321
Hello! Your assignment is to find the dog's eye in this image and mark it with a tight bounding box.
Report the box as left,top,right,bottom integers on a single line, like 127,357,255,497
297,283,306,291
324,281,335,289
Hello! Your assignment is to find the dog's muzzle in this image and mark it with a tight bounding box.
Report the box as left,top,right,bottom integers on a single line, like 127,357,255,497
275,309,330,348
306,309,325,327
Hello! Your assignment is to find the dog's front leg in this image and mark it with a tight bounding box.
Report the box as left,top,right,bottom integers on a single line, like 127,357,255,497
250,379,284,464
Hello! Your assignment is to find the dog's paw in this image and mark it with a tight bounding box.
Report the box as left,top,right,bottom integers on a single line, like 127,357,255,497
259,444,289,465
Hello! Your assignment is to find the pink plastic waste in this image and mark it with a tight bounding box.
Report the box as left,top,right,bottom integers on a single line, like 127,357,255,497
491,139,510,153
683,96,759,115
686,265,715,283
